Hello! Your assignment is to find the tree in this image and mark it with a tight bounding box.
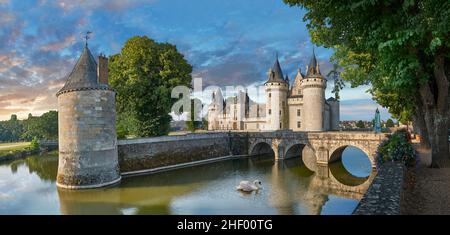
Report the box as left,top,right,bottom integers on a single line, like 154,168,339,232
186,98,203,132
356,120,365,129
327,63,345,100
284,0,450,167
386,119,395,128
109,36,193,137
22,111,58,140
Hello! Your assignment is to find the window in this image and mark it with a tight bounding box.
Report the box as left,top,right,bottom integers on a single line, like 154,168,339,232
279,110,281,115
297,121,301,128
297,109,301,117
298,90,301,95
269,109,271,115
269,93,272,98
280,123,282,129
282,101,285,106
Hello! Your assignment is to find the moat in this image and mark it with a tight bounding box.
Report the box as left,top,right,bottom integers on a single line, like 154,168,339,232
0,146,373,215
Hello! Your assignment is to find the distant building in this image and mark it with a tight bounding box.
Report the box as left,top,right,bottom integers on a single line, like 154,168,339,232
207,51,340,132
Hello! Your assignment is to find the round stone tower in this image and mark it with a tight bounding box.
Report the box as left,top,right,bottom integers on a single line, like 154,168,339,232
327,97,340,131
265,56,289,131
56,44,120,189
301,50,327,131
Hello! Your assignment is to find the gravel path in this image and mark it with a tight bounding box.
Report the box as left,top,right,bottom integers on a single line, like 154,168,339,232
401,145,450,215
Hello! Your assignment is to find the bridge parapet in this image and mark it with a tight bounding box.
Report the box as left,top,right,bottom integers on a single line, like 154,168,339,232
247,131,389,168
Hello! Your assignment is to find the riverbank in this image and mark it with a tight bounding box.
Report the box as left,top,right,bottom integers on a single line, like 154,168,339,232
0,142,38,163
401,144,450,214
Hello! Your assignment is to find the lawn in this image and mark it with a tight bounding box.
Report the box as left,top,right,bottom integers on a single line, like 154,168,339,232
0,142,31,158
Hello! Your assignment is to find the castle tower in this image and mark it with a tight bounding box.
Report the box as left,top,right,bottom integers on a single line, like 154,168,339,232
265,55,289,131
56,44,120,189
327,97,340,131
301,49,327,131
208,89,223,130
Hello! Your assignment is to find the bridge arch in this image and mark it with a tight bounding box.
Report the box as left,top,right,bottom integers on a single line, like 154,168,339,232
249,141,275,156
329,144,375,167
284,143,317,171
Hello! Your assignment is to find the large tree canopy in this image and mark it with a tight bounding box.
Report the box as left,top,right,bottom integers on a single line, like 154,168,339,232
284,0,450,167
109,36,193,137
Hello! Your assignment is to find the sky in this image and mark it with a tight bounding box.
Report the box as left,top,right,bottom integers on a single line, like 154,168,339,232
0,0,392,121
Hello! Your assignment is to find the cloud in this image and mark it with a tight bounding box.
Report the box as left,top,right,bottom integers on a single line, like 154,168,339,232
40,36,76,52
54,0,156,12
0,0,391,121
340,99,392,121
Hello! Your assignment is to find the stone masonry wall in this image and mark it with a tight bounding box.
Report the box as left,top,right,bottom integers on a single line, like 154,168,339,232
352,162,405,215
118,133,248,173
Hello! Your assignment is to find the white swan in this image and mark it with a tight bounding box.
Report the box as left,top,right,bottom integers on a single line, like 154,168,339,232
236,180,262,192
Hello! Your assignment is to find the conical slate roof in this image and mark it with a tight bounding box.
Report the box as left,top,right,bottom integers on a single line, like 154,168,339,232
266,56,287,84
56,45,109,96
306,48,321,77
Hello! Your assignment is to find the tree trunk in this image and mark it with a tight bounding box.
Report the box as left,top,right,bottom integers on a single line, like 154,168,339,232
418,52,450,168
412,99,431,148
412,113,431,148
430,111,450,168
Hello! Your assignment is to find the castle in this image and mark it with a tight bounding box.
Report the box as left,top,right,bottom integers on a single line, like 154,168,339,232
207,51,340,132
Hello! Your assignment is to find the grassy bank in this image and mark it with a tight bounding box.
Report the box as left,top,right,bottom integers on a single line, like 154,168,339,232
0,142,32,158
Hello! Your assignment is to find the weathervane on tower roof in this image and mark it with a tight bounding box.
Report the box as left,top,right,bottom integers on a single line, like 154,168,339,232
84,31,92,47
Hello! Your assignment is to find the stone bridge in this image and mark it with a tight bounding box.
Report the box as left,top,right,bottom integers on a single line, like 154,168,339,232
247,131,388,168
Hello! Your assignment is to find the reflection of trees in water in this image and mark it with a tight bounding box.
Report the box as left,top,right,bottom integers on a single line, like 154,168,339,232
8,151,58,182
57,154,375,215
58,157,274,215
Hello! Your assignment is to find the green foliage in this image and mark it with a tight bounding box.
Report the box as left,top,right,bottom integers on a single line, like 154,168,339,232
116,121,128,140
0,111,58,143
385,119,395,128
327,63,345,100
375,129,417,168
185,98,203,132
356,120,365,128
283,0,449,126
28,137,40,151
109,36,193,137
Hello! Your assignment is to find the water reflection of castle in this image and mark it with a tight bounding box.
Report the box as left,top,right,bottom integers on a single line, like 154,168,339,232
56,155,375,215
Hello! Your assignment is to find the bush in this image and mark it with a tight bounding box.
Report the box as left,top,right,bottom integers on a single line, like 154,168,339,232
375,129,417,168
28,137,40,151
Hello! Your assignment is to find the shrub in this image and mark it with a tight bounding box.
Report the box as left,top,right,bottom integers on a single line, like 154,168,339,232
28,137,40,151
375,129,417,168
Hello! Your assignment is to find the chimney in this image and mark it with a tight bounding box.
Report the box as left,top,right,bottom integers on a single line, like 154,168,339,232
98,54,109,85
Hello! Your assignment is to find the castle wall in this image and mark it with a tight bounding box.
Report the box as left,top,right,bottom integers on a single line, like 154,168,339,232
117,133,248,174
329,101,340,131
57,89,120,189
324,106,330,131
288,97,303,131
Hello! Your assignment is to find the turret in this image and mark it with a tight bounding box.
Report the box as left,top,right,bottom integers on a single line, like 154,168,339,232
301,49,327,131
207,89,223,130
264,55,289,130
56,43,120,189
